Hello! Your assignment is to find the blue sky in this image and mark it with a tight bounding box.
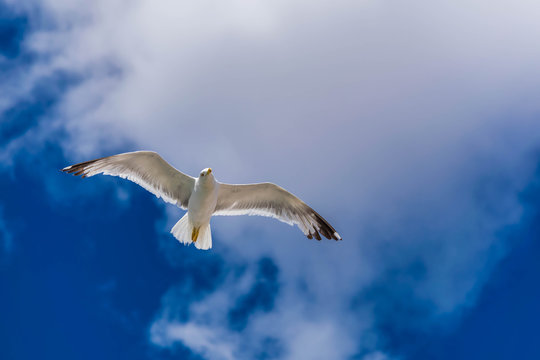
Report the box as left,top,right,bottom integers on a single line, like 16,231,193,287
2,1,540,359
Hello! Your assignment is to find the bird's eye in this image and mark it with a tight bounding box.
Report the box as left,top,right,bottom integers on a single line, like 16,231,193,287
201,173,204,177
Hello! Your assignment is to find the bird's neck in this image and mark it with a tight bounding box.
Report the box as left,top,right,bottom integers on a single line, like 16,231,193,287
196,177,216,190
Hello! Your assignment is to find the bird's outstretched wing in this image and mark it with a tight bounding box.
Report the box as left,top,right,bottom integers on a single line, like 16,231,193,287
62,151,195,209
214,182,341,241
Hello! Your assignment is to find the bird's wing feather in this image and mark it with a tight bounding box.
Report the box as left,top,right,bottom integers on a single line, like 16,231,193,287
214,182,341,241
62,151,195,209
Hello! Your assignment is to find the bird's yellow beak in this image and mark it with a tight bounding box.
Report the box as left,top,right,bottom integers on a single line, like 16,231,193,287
207,168,212,175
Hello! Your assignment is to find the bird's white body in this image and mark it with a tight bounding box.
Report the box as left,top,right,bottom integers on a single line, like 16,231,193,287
63,151,341,251
172,168,218,250
188,171,218,227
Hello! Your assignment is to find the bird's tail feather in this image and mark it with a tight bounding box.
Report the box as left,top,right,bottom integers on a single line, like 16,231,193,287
170,214,212,250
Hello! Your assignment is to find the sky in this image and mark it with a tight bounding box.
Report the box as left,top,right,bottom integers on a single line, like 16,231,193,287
1,0,540,359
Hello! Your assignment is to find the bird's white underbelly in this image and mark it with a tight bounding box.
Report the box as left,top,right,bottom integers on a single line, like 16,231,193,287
188,183,218,227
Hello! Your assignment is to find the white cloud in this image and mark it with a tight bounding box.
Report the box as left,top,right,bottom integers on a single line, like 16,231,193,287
4,0,540,358
151,321,237,360
149,258,366,359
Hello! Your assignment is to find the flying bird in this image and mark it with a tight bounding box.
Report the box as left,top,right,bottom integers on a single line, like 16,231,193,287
62,151,342,250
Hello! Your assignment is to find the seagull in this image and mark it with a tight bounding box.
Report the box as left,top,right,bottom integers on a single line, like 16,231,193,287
62,151,342,250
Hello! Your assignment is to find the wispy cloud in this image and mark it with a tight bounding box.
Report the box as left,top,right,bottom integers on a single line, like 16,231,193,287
149,254,362,359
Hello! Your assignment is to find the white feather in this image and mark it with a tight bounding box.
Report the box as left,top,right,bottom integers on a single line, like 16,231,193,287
63,151,195,209
214,182,341,240
170,214,213,250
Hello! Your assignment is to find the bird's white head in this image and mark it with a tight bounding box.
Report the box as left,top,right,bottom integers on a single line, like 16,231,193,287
199,168,213,179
